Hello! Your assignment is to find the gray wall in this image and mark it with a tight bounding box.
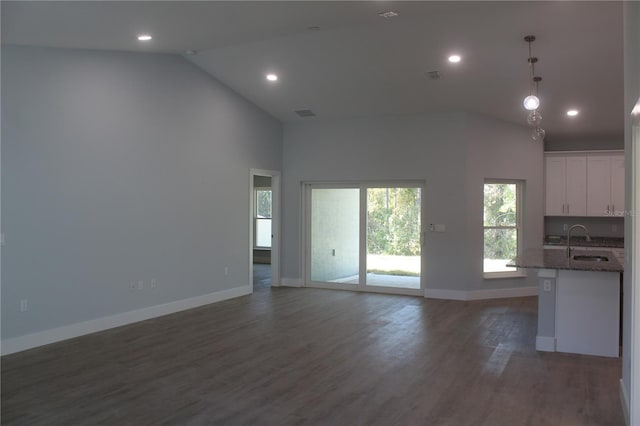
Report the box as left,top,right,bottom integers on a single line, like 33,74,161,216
2,46,282,339
281,112,544,293
622,0,640,405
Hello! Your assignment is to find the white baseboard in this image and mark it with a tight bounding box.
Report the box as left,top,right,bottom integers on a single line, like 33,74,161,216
280,277,302,287
1,285,251,356
423,289,469,300
424,286,538,301
620,379,630,426
536,336,556,352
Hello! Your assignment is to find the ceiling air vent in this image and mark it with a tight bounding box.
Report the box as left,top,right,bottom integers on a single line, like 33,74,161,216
426,70,441,80
294,109,316,118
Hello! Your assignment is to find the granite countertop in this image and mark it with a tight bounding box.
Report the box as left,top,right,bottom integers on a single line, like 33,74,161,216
508,248,624,272
543,236,624,248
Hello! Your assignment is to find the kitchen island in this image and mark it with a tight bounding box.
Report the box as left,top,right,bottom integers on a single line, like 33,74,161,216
509,248,623,358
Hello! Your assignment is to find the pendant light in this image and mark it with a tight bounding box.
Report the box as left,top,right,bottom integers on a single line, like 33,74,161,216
526,77,543,125
523,35,545,141
523,36,539,110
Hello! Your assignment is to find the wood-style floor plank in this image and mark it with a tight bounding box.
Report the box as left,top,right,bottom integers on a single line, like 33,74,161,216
1,286,624,425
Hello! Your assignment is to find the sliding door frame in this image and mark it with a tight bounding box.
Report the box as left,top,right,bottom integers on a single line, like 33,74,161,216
302,180,426,297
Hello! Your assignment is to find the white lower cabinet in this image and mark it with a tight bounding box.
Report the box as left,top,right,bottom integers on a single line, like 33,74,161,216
555,270,620,357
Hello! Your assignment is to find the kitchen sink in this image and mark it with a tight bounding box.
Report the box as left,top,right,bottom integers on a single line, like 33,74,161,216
572,255,609,262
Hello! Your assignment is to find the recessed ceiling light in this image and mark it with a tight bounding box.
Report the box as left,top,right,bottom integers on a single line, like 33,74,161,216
137,34,152,41
378,11,399,18
567,110,579,117
266,74,278,82
448,55,461,63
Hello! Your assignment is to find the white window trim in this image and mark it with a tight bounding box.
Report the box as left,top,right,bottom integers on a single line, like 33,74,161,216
483,179,525,279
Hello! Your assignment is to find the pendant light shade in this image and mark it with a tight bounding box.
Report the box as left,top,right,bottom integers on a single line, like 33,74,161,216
523,95,540,111
531,126,546,141
527,110,542,126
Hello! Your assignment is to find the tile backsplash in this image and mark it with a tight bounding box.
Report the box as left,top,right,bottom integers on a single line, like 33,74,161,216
544,216,624,239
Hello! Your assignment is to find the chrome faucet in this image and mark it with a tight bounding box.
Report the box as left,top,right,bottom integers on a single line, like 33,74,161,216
566,224,592,258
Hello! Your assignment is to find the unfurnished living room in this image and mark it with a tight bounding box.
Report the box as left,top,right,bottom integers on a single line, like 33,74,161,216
2,1,640,425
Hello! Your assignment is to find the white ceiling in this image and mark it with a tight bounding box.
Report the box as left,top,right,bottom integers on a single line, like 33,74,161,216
2,1,624,142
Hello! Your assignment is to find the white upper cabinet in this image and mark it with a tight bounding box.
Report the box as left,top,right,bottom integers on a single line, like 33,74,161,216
610,155,625,216
545,157,566,215
586,155,612,216
544,155,586,216
586,153,625,217
545,151,624,217
565,157,588,216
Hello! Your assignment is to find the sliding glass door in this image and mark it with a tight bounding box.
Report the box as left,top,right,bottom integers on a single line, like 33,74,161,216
306,183,423,295
310,188,360,285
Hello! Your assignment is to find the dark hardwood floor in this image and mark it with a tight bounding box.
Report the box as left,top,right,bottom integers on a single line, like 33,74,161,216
1,286,624,425
253,264,271,292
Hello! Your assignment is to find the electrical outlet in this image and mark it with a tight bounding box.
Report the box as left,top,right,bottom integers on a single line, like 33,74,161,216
130,281,136,290
224,267,229,276
150,278,157,289
543,280,552,292
20,299,28,312
435,224,446,232
563,224,568,232
137,280,144,290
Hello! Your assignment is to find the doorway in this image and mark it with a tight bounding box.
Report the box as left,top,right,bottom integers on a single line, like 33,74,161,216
304,182,424,296
249,169,280,292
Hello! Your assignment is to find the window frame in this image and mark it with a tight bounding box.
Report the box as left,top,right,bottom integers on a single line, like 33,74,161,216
483,179,526,279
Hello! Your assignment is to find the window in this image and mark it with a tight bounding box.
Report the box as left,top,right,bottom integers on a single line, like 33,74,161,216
255,188,272,248
483,180,523,278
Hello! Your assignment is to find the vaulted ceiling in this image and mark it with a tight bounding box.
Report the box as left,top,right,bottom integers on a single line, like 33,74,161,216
2,1,624,142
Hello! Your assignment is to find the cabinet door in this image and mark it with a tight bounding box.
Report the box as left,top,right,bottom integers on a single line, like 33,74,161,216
587,156,612,216
610,155,625,216
545,157,566,215
565,156,587,216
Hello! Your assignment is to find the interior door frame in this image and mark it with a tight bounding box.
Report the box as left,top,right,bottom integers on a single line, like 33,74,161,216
302,180,426,297
630,108,640,426
249,169,281,291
